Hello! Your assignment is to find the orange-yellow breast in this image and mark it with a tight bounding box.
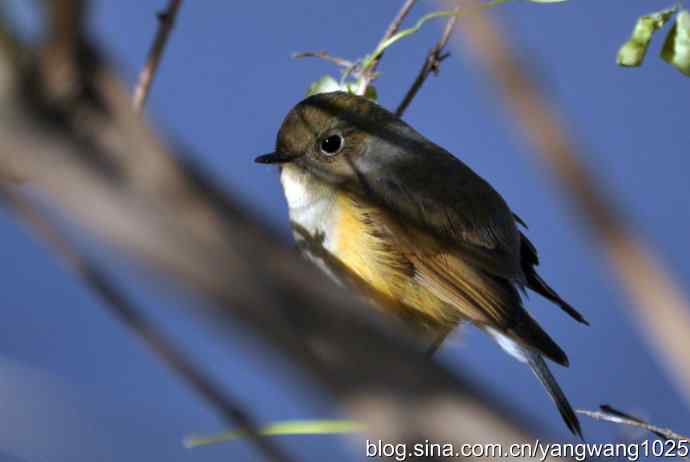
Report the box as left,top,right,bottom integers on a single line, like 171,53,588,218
329,192,462,332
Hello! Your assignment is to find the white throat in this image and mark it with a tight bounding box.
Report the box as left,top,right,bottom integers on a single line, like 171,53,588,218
280,165,338,246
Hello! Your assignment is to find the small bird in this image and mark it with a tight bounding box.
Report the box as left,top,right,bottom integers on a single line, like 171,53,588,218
256,91,588,437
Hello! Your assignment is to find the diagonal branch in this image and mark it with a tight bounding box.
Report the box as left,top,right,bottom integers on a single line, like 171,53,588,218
0,189,296,462
0,26,568,458
133,0,183,111
361,0,418,89
578,405,690,443
292,51,354,69
396,7,459,117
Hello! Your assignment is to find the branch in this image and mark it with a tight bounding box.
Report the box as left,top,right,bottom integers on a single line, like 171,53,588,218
0,16,570,456
396,7,458,117
442,0,690,404
578,405,690,443
292,50,354,69
0,189,295,462
47,0,86,52
361,0,418,89
133,0,183,111
38,0,87,103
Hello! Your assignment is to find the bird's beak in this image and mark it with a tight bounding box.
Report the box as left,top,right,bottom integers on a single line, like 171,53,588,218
254,151,293,164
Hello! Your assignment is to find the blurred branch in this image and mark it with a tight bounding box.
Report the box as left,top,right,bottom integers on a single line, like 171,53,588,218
442,1,690,403
47,0,86,52
578,405,690,443
0,9,571,458
0,189,295,462
36,0,88,103
133,0,183,111
0,4,22,64
396,6,458,117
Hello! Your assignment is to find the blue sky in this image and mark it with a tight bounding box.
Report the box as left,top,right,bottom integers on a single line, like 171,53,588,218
1,1,689,461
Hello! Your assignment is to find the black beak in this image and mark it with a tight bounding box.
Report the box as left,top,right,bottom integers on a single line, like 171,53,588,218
254,152,293,164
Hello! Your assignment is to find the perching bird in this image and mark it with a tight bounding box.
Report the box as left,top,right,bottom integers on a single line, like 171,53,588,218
256,91,588,437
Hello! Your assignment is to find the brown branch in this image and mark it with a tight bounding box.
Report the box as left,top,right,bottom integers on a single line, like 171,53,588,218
292,51,354,69
0,19,574,456
378,0,419,58
38,0,87,103
578,405,690,443
362,0,418,88
133,0,183,111
0,189,296,462
0,4,23,65
48,0,86,53
396,7,458,117
441,1,690,403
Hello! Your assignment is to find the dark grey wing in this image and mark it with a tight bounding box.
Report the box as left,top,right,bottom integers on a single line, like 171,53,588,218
519,229,589,325
363,134,525,283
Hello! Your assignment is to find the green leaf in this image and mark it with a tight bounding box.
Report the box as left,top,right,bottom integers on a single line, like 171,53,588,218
617,6,678,67
305,75,344,97
661,10,690,76
184,419,365,448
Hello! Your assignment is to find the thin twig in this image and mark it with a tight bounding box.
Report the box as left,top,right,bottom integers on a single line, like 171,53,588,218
133,0,183,111
0,190,296,462
378,0,419,57
444,0,690,404
362,0,418,89
292,51,354,69
578,405,690,442
396,7,459,117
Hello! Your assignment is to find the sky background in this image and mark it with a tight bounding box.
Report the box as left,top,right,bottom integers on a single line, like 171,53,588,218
1,1,689,461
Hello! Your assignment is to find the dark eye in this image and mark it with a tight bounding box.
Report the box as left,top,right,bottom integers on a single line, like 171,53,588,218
320,134,344,156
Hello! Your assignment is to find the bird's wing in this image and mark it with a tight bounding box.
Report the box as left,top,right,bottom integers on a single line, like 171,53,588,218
354,141,571,363
366,143,524,283
377,213,568,366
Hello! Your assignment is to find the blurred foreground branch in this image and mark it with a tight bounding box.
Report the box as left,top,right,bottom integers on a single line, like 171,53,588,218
443,0,690,404
0,190,295,462
0,3,569,459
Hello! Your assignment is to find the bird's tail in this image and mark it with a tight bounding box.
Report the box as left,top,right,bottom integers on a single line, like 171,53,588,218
488,329,582,438
526,351,582,439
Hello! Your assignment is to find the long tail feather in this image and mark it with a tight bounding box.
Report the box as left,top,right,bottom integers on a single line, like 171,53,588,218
526,352,583,439
488,329,582,438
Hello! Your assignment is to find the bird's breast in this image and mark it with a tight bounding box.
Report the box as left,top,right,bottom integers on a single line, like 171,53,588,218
280,165,340,253
280,166,455,333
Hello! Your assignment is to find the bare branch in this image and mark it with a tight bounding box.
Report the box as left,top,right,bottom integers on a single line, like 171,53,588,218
0,189,296,462
133,0,183,111
396,7,458,117
362,0,418,89
0,21,569,456
292,50,355,69
578,405,690,443
379,0,419,58
441,0,690,405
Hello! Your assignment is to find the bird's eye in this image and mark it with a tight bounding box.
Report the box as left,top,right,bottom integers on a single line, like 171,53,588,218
320,134,344,156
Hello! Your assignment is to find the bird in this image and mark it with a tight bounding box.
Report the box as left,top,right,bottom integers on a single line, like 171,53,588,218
255,91,588,437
